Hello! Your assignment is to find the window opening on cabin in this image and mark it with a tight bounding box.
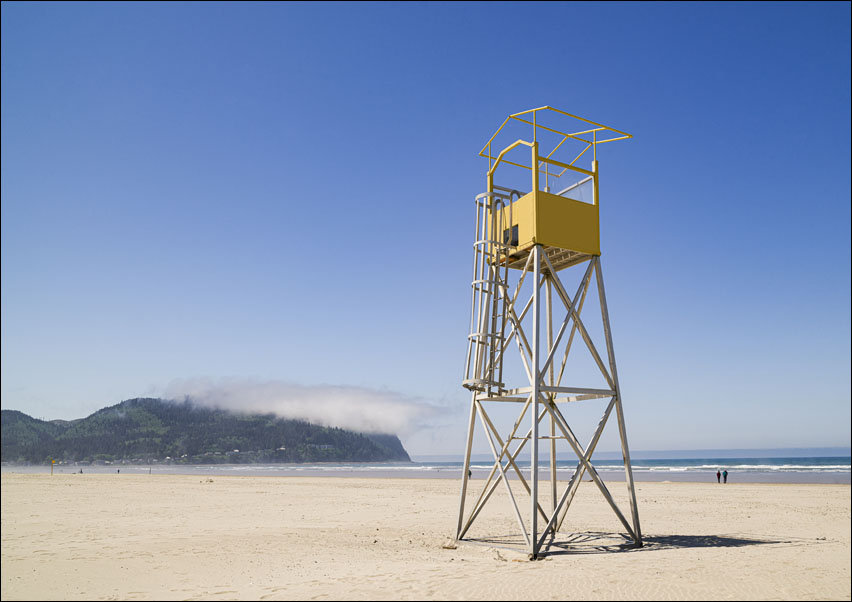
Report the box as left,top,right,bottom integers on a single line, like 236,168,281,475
503,225,518,247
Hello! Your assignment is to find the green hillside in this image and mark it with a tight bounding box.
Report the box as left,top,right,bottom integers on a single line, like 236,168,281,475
1,398,410,464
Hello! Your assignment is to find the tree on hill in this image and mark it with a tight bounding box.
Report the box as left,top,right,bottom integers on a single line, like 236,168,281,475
1,398,411,464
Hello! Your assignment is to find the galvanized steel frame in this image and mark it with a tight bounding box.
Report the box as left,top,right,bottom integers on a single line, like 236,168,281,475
459,107,638,558
457,246,642,558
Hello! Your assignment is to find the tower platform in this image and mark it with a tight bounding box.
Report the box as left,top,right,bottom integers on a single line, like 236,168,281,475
504,245,593,272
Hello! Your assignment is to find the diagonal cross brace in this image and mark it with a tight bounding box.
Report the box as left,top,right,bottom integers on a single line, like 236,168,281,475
541,397,617,541
540,399,637,544
539,259,595,381
460,394,534,538
499,270,547,384
460,393,534,537
556,397,616,531
540,252,615,391
472,402,551,533
475,400,531,547
490,252,535,376
458,405,549,540
556,264,592,388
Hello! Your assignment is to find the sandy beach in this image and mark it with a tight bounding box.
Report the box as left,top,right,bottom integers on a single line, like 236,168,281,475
1,474,849,601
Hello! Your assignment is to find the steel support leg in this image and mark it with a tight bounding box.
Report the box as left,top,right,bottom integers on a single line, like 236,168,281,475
455,391,478,539
530,245,541,557
594,256,642,545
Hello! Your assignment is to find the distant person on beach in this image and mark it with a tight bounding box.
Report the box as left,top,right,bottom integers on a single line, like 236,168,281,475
723,470,728,483
716,470,721,483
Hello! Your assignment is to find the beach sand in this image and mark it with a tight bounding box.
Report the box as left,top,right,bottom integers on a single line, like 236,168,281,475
1,474,849,600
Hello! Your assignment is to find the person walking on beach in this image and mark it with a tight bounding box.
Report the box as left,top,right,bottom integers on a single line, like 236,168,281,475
723,470,728,483
716,470,721,483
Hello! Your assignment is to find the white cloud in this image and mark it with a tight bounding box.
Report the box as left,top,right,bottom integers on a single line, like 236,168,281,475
161,378,436,435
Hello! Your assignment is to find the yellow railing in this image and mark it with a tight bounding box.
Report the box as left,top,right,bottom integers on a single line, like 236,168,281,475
480,106,632,194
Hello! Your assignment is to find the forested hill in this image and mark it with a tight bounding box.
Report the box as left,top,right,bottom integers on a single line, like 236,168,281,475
1,398,411,464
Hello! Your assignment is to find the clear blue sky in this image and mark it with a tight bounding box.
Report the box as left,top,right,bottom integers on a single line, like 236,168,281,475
2,2,850,456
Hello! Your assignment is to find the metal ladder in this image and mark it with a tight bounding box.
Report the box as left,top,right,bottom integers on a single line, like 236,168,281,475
463,186,519,396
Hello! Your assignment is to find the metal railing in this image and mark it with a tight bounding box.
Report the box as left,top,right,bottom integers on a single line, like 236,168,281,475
478,106,631,206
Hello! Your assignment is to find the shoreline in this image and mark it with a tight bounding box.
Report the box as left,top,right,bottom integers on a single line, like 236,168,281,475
3,471,851,486
3,463,849,484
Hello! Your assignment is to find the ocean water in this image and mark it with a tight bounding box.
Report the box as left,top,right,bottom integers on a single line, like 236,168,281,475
5,456,850,483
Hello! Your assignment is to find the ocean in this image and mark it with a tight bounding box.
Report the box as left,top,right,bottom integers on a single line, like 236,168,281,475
4,455,850,483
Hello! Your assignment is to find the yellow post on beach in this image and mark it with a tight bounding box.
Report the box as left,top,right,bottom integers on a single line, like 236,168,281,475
457,106,642,559
51,459,55,475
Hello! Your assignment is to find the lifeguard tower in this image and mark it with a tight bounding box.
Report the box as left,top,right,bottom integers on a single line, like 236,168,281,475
456,106,641,558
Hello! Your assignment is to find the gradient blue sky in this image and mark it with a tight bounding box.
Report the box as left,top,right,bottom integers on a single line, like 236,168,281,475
2,2,850,456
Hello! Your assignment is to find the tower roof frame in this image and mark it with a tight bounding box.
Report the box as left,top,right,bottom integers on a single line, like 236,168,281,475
480,106,632,178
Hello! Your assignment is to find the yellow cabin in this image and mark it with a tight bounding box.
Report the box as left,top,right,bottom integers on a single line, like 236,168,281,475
494,187,600,272
480,106,629,272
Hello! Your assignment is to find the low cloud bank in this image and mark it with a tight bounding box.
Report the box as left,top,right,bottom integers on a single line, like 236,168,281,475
161,378,436,435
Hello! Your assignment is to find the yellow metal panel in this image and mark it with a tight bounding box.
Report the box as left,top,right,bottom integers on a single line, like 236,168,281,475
534,190,600,256
496,190,600,264
491,192,535,250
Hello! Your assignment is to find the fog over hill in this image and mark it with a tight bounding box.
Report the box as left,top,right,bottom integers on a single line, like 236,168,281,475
1,398,411,464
